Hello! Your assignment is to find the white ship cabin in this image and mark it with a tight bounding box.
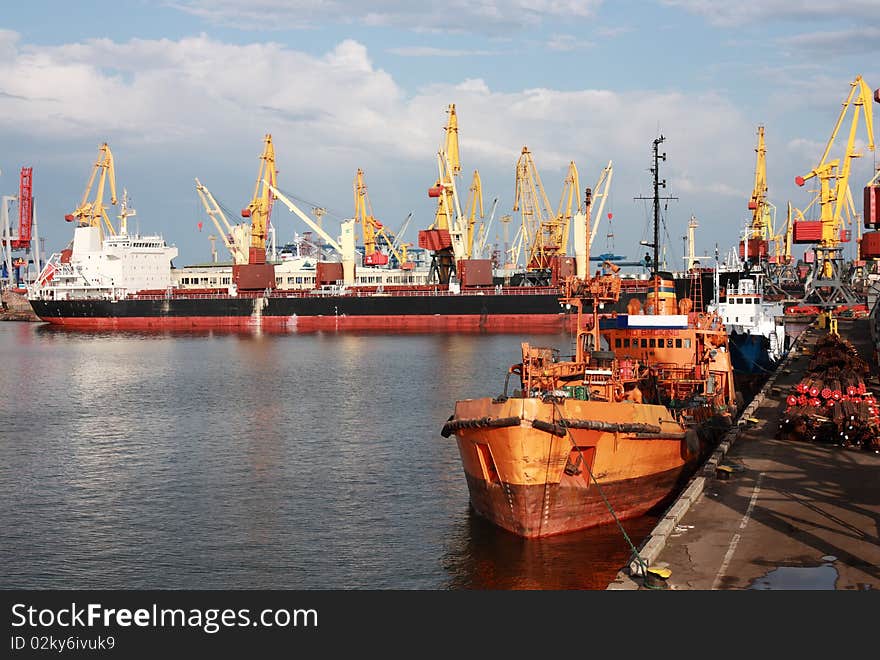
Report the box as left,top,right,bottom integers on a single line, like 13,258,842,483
30,226,178,300
174,258,430,291
715,278,780,329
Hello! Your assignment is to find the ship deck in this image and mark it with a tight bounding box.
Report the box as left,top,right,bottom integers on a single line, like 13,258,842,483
607,316,880,590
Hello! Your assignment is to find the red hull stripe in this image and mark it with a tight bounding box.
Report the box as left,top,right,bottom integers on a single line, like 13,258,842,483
41,313,573,332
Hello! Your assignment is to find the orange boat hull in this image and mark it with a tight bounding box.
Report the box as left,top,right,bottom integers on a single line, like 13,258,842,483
447,397,708,538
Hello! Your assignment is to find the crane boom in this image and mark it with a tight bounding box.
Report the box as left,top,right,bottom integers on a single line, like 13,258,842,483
556,161,581,256
64,143,118,240
268,183,343,254
589,161,614,245
475,197,498,259
464,170,484,258
195,178,248,264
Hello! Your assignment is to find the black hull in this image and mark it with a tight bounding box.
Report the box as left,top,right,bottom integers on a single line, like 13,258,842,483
30,287,654,331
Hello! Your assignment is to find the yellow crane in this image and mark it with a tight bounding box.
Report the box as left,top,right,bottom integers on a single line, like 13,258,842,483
513,148,579,273
64,142,118,240
557,161,581,259
354,169,411,269
794,76,874,266
354,168,387,266
513,147,554,271
792,76,874,307
464,170,483,259
241,134,277,265
421,103,466,283
743,126,775,263
354,168,410,268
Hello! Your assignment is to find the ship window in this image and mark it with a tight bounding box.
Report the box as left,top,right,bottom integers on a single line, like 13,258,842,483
641,338,648,348
675,338,682,348
475,444,500,484
667,338,673,348
615,338,621,348
735,317,739,323
649,338,656,348
684,339,692,348
623,338,630,347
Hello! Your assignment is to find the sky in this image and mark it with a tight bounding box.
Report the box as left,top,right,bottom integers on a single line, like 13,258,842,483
1,0,878,269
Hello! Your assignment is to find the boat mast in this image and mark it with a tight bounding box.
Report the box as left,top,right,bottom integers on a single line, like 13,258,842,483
635,135,676,313
651,135,665,279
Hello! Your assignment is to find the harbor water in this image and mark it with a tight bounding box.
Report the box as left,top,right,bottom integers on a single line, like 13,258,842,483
0,323,660,590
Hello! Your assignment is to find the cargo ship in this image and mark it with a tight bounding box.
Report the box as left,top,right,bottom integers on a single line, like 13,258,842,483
28,220,673,331
27,111,676,332
440,268,738,538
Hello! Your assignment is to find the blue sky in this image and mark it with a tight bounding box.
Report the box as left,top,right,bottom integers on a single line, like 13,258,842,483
1,0,878,268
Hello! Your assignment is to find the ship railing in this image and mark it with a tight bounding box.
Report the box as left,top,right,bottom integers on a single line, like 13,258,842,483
127,285,565,301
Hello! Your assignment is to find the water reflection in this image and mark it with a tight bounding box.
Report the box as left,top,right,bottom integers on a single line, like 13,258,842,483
1,323,650,589
443,508,660,590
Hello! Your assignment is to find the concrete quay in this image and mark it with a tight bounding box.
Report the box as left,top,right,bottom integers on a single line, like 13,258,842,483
608,317,880,590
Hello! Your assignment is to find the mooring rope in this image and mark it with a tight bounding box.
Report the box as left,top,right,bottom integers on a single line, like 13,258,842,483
550,400,650,578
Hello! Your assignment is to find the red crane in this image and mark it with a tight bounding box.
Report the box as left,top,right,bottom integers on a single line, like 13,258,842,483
10,167,33,250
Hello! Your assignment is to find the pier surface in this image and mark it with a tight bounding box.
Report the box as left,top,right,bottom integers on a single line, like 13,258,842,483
608,317,880,590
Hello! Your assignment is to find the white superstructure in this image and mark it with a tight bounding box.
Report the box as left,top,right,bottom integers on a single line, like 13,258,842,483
711,275,786,363
29,226,178,301
175,257,430,291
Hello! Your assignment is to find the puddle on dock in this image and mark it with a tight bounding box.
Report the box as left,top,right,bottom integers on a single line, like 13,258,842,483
749,561,838,590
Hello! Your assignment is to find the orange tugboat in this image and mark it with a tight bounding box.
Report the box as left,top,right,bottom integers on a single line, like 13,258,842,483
441,265,739,538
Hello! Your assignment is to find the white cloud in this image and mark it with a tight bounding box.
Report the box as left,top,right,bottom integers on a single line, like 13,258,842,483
662,0,880,26
780,27,880,55
0,31,788,263
596,25,632,38
546,34,594,52
386,47,495,57
171,0,603,34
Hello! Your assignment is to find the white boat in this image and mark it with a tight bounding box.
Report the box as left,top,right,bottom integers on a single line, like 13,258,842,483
710,273,787,374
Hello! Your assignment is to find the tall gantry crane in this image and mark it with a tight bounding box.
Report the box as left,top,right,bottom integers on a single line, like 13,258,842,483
241,134,277,265
64,143,118,241
513,148,579,281
354,168,403,266
1,167,40,287
354,168,409,267
513,146,555,274
419,104,467,284
741,125,775,265
791,75,875,307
